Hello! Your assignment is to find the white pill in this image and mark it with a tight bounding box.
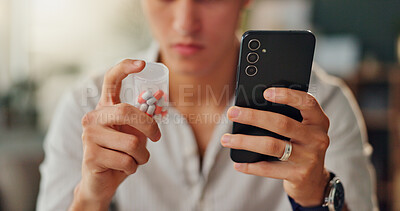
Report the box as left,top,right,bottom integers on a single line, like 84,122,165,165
147,97,157,105
147,104,156,115
139,103,148,112
142,90,153,100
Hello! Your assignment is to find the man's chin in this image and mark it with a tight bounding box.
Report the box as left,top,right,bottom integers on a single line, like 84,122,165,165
170,62,212,77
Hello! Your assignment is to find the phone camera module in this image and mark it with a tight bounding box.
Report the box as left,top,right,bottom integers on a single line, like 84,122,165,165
245,65,258,76
247,53,259,64
248,39,260,51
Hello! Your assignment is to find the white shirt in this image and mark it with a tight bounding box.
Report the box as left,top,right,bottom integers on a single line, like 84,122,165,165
37,43,378,211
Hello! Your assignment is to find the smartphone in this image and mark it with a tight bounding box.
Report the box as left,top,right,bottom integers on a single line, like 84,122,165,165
231,30,316,163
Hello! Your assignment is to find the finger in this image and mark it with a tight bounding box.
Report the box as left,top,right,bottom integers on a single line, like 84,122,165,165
221,133,286,158
83,103,161,142
91,127,150,165
227,106,307,141
233,161,291,180
86,143,138,175
263,87,328,127
99,59,145,106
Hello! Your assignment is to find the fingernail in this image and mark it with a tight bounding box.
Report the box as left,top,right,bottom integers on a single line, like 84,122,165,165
133,60,144,67
228,107,240,118
264,88,275,99
221,134,231,144
234,163,244,170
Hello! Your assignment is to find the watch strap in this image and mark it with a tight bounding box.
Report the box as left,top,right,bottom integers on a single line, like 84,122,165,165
288,195,329,211
288,172,337,211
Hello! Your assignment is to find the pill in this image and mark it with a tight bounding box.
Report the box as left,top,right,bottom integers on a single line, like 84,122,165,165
147,104,156,115
147,97,157,105
138,90,153,104
154,90,164,100
139,103,148,112
142,90,153,100
154,105,163,115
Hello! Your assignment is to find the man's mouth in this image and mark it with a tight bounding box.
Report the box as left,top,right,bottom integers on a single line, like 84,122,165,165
172,43,204,56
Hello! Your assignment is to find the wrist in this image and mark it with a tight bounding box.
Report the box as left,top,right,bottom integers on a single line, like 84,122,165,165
293,169,331,207
289,171,345,211
69,182,111,211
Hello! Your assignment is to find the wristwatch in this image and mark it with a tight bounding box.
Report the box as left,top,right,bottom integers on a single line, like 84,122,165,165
322,172,345,211
288,172,345,211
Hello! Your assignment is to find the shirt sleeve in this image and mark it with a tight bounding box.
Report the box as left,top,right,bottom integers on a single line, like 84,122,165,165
321,78,379,211
36,89,87,211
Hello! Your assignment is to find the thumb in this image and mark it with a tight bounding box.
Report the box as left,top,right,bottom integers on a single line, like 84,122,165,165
99,59,145,107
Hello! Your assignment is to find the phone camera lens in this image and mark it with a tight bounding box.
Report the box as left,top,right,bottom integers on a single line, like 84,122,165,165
245,65,258,76
247,53,259,64
248,39,260,51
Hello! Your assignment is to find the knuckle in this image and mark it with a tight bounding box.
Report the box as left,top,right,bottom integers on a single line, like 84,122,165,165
266,140,281,155
126,136,139,152
142,150,151,165
121,156,135,172
233,135,244,147
244,109,254,122
297,169,310,182
320,135,330,150
308,154,319,166
305,95,318,107
81,112,94,127
127,165,138,175
83,146,96,166
81,131,88,143
81,129,92,144
81,126,99,145
314,132,330,150
276,117,290,131
116,103,131,116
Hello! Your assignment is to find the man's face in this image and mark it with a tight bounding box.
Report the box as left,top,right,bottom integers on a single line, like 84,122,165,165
142,0,248,76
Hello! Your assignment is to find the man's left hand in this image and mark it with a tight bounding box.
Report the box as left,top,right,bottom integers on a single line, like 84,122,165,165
222,87,331,207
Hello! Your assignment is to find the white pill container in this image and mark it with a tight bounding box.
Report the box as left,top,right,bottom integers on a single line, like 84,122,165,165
132,62,169,119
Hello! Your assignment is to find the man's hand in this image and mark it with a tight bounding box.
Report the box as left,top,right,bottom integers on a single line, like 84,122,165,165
69,60,161,211
221,87,331,207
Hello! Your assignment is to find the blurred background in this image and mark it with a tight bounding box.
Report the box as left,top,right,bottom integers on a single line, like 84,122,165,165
0,0,399,210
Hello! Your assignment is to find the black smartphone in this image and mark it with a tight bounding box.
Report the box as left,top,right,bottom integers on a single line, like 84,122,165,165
231,30,316,163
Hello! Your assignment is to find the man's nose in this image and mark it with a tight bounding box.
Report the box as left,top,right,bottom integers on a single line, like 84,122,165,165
173,0,201,36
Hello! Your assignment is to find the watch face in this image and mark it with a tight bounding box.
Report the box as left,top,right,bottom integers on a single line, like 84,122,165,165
334,180,345,211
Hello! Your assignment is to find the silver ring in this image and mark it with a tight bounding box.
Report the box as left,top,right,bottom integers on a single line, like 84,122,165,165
279,141,292,161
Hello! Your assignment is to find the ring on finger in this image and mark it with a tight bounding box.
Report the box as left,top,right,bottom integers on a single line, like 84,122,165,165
279,141,292,162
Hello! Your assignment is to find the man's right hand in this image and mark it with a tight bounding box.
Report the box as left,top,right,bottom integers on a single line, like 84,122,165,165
69,60,161,211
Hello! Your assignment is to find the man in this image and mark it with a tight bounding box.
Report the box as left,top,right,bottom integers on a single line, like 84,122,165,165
37,0,378,210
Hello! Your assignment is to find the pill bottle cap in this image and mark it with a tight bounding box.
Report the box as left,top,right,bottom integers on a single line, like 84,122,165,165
134,62,169,83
